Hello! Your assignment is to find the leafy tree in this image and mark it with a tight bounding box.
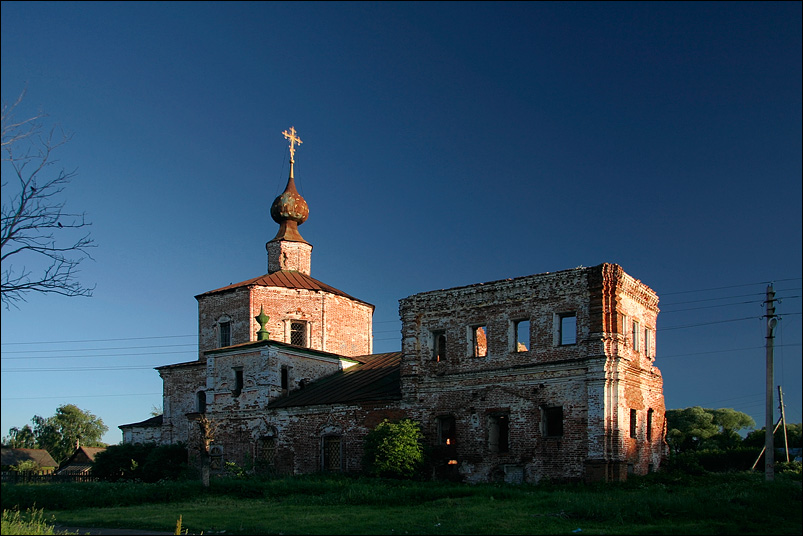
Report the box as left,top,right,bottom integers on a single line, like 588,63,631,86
1,89,95,308
92,443,188,482
666,407,755,453
363,418,424,479
29,404,107,463
2,424,36,448
743,423,802,450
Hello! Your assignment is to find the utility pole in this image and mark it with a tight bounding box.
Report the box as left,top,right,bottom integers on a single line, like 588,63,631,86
778,386,789,463
764,284,777,481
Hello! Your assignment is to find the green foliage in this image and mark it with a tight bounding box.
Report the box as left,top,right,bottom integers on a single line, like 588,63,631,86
0,507,76,535
2,425,37,449
743,422,802,449
92,443,188,482
666,407,756,453
775,460,802,477
13,404,109,464
2,473,801,535
10,460,41,472
362,419,424,479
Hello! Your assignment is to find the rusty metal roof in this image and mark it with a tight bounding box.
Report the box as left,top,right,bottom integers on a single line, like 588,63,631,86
269,352,402,408
195,269,374,308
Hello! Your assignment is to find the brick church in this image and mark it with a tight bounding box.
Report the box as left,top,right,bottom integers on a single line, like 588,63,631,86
120,127,668,483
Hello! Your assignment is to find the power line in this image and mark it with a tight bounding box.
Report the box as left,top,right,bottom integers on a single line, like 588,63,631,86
1,392,161,401
1,335,196,346
658,343,801,360
2,350,197,360
2,343,196,355
659,277,801,296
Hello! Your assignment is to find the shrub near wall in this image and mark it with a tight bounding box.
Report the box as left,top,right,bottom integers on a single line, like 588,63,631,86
92,443,189,482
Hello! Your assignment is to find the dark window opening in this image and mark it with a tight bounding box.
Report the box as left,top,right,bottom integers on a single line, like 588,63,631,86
196,391,206,414
647,409,654,441
630,409,638,439
432,330,446,362
632,320,640,351
290,321,307,347
323,436,341,472
437,415,457,446
515,319,530,352
544,406,563,437
233,368,243,397
281,366,289,395
559,313,576,345
489,414,510,453
219,321,231,347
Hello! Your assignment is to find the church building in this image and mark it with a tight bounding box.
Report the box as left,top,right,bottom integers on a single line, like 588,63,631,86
120,127,668,483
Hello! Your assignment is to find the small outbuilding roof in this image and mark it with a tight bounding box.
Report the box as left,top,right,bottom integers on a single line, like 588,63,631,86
1,447,58,469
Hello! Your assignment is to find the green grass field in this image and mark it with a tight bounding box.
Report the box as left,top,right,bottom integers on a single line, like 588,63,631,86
2,471,801,535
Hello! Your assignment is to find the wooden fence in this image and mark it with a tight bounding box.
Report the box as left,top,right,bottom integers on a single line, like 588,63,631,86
1,470,98,484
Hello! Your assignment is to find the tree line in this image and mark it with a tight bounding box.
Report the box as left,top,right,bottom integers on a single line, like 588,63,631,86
2,404,108,465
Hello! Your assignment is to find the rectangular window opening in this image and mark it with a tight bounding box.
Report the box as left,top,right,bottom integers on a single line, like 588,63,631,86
632,320,640,352
432,330,446,362
630,409,638,439
257,437,276,468
543,406,564,437
281,366,289,395
323,436,341,472
472,325,487,357
647,409,654,441
219,321,231,347
645,328,653,358
489,414,510,453
290,321,307,347
559,313,577,346
437,415,457,447
233,367,243,397
514,320,530,352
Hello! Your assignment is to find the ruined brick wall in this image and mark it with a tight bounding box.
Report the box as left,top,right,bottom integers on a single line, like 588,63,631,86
205,346,343,411
158,362,206,445
121,426,161,444
140,262,664,484
197,287,251,357
398,263,665,482
204,401,407,475
250,287,373,357
197,286,373,359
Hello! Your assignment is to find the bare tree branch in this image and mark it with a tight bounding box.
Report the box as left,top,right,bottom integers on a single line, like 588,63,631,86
1,90,96,308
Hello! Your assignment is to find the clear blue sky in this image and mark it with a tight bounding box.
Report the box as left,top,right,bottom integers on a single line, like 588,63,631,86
2,1,800,445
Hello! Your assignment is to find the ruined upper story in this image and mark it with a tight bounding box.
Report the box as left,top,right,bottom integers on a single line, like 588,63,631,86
398,263,660,380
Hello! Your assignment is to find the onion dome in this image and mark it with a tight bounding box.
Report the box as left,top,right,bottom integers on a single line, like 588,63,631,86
269,126,309,243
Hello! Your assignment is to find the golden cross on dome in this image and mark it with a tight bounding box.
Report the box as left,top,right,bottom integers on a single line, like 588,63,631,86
282,126,303,161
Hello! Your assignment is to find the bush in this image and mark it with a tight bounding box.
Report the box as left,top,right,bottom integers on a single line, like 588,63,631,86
92,443,189,482
362,419,424,479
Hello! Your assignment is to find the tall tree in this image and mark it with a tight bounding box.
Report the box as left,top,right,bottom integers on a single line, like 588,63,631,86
2,424,37,448
666,406,756,453
30,404,108,463
1,89,95,308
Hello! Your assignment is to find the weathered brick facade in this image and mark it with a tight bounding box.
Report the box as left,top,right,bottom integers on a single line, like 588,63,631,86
121,139,667,483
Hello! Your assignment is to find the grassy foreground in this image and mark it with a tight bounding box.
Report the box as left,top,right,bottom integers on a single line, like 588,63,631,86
2,471,801,535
